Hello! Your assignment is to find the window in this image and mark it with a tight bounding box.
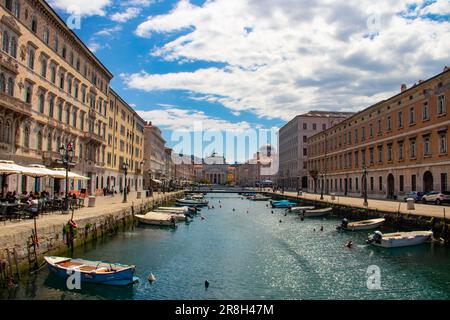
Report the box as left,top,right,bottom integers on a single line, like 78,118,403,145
423,135,431,156
72,110,77,127
361,127,366,140
54,36,59,52
398,111,403,128
322,124,326,131
38,93,45,113
387,144,392,162
50,65,56,83
37,131,42,150
5,0,12,11
313,123,317,130
47,133,52,151
43,28,49,45
442,173,448,192
41,58,47,77
59,72,65,89
80,113,84,130
66,107,70,125
74,82,79,98
0,74,6,93
24,83,32,104
31,17,38,33
439,133,447,154
438,95,446,115
398,142,404,160
58,101,63,121
28,48,35,69
303,135,307,143
7,77,14,96
377,119,382,134
369,124,373,137
10,36,17,58
24,127,30,148
400,175,404,192
423,102,429,120
2,31,9,53
12,1,20,18
409,107,415,124
412,175,417,192
303,148,307,156
48,96,54,118
370,177,374,191
410,139,416,158
379,176,383,191
369,148,374,164
62,45,67,59
68,77,72,95
387,116,392,131
377,146,383,163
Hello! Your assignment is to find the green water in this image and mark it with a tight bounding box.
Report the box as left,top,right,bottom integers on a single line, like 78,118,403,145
1,193,450,300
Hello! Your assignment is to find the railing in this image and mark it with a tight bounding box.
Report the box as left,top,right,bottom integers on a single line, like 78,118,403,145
84,131,104,143
0,51,19,74
0,92,32,116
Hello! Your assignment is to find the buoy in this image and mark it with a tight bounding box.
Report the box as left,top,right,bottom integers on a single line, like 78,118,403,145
201,216,206,220
205,280,209,290
148,273,156,282
271,211,274,214
279,220,282,223
320,226,324,232
232,208,236,212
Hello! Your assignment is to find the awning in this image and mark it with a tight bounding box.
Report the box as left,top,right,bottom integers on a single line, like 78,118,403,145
0,160,23,175
152,179,162,184
53,168,90,180
25,164,66,178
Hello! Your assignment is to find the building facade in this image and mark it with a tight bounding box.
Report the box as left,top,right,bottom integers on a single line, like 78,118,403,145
307,67,450,199
105,89,145,194
143,121,166,188
277,111,352,190
0,0,113,195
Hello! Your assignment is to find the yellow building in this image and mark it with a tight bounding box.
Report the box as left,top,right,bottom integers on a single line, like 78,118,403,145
106,89,145,194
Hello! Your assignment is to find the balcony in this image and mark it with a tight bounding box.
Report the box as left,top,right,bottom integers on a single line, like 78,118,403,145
0,92,32,117
88,108,97,119
42,151,61,167
0,51,19,74
84,131,105,144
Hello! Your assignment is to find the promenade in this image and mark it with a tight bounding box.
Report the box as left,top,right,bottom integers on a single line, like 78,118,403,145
267,190,450,219
0,191,183,239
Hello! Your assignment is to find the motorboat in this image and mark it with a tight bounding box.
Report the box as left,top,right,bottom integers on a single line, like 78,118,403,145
366,230,433,248
289,206,315,213
135,212,177,227
157,206,190,213
248,195,271,201
45,256,138,286
302,207,333,217
270,200,297,208
337,218,385,231
176,197,209,207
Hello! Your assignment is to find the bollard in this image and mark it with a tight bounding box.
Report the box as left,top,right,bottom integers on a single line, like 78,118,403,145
406,198,415,210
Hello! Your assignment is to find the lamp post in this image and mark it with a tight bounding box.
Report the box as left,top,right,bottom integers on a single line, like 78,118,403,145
297,176,300,196
58,142,75,214
320,172,325,200
122,162,129,203
363,165,368,207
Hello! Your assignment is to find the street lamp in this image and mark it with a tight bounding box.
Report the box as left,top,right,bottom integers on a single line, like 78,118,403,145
58,142,75,214
363,165,368,207
122,162,129,203
297,176,300,196
320,172,325,200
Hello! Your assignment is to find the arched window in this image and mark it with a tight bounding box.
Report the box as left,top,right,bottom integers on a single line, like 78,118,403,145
56,136,61,150
38,93,45,113
67,77,72,94
2,31,9,53
24,126,30,148
10,37,17,58
62,45,67,59
5,121,12,144
40,58,47,77
37,131,42,150
0,74,5,93
66,107,70,124
43,28,49,45
50,65,56,83
47,133,52,151
59,72,64,89
7,78,14,96
57,101,63,121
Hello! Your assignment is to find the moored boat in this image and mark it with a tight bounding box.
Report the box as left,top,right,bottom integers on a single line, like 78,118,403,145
135,212,177,227
289,206,315,213
45,256,138,286
303,207,333,217
176,197,209,207
270,200,297,208
248,195,271,201
337,218,385,231
366,230,433,248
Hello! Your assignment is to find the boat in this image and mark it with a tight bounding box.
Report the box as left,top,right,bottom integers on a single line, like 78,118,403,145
270,200,297,208
289,206,315,213
135,212,177,227
176,197,209,207
337,218,385,231
303,207,333,217
248,195,271,201
157,206,190,213
154,211,189,221
366,230,433,248
44,256,138,286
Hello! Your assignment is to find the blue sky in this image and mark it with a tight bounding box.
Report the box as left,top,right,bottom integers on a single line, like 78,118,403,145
48,0,450,162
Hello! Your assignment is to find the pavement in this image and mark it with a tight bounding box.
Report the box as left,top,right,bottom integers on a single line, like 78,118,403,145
265,190,450,219
0,191,183,237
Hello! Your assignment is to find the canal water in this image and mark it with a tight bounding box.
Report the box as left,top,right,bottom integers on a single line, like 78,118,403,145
1,193,450,300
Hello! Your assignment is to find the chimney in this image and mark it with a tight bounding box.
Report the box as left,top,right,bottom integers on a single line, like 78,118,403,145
401,84,407,92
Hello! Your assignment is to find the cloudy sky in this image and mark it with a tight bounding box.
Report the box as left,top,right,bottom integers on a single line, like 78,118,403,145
48,0,450,160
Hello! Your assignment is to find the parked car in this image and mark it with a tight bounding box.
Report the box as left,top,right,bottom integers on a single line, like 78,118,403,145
402,191,424,202
421,191,450,205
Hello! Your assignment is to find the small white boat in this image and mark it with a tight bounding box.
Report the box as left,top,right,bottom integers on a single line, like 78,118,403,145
289,206,315,213
303,207,333,217
157,206,189,213
135,212,177,227
367,230,433,248
248,195,271,201
339,218,385,231
153,210,189,221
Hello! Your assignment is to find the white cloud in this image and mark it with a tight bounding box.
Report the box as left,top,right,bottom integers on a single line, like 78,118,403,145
127,0,450,121
136,108,252,132
48,0,112,16
94,25,122,36
111,7,142,23
420,0,450,15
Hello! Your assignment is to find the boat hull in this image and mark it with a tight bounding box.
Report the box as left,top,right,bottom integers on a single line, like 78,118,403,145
370,231,433,248
343,219,385,231
303,208,332,217
135,215,177,227
45,257,136,286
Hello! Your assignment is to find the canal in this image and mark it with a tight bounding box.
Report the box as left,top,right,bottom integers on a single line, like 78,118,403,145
1,193,450,300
